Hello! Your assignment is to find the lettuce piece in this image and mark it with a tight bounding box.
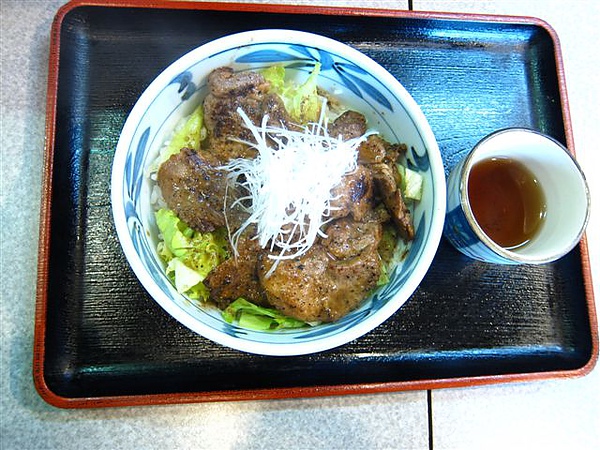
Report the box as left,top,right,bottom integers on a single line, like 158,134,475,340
404,166,423,201
397,163,424,201
155,208,229,301
150,104,205,173
166,103,205,155
166,258,203,294
222,298,308,331
156,208,193,257
263,63,323,124
262,65,286,93
377,259,390,287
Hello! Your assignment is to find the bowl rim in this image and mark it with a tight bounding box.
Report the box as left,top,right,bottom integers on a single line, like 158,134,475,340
111,29,446,356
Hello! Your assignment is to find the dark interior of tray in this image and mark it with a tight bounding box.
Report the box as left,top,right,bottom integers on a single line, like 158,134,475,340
43,5,593,399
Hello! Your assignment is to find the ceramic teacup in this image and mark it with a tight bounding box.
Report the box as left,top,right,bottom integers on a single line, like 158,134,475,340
444,128,590,264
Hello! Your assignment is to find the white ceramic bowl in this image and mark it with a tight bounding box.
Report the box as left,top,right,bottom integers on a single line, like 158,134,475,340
111,29,446,356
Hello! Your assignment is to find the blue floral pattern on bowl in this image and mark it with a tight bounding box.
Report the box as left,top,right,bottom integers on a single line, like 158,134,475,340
112,30,445,355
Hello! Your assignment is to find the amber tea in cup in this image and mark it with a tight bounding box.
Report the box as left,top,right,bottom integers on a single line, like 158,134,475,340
467,157,547,249
444,128,589,264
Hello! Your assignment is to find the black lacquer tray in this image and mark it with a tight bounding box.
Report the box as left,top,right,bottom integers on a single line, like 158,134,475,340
34,1,597,408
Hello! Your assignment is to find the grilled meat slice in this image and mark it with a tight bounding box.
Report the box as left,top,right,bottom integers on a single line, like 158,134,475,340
203,67,293,161
363,135,408,168
381,188,415,241
259,244,331,322
324,245,381,317
329,110,367,140
157,148,227,233
370,162,397,193
358,134,387,164
370,162,414,240
207,67,269,98
205,233,268,309
329,165,375,222
322,216,383,260
384,141,408,165
259,217,383,322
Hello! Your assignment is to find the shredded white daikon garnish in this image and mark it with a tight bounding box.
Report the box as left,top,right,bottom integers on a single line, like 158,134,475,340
222,105,376,276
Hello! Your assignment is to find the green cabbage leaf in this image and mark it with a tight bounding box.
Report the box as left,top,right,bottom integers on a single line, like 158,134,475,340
396,163,424,201
222,298,308,331
149,103,205,173
262,63,323,124
155,208,229,301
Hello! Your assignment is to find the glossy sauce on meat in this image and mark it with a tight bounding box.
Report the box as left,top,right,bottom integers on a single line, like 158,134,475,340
203,67,293,161
156,67,416,323
204,233,268,309
157,148,227,233
258,218,383,322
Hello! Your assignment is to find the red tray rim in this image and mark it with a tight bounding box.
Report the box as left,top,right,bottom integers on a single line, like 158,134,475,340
33,0,598,409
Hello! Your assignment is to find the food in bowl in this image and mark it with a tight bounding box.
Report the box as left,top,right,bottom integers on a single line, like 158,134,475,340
111,30,445,355
150,63,424,329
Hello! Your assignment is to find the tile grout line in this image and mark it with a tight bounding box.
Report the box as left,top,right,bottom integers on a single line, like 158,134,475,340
428,390,434,449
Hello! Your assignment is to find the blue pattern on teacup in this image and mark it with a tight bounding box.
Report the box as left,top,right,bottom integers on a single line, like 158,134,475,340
443,157,517,264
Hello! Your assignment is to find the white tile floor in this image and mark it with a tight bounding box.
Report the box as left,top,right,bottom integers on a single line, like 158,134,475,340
1,1,598,449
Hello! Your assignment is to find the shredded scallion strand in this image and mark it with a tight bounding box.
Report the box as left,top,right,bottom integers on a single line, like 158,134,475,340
222,104,376,276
